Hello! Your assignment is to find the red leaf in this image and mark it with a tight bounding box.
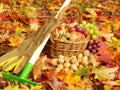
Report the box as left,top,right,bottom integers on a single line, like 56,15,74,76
97,53,112,64
97,41,109,54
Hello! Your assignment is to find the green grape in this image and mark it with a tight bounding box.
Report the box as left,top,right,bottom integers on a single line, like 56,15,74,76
88,29,94,35
93,26,98,31
94,30,100,35
84,25,89,31
89,24,94,30
91,22,96,25
80,24,83,28
92,34,98,40
86,23,91,28
82,21,87,26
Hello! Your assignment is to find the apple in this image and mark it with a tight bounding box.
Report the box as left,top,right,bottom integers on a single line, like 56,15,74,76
70,31,78,41
77,32,85,41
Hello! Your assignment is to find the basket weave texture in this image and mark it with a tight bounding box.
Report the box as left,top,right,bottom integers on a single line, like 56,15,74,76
46,3,89,58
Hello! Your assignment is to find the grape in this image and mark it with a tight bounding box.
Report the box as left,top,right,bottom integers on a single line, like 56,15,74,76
75,25,83,32
94,39,100,44
69,27,76,32
90,49,97,54
92,34,98,40
92,44,97,49
94,30,100,35
88,29,94,35
88,39,94,45
97,43,101,47
87,45,93,50
82,21,87,26
82,30,88,37
80,21,100,41
89,24,94,29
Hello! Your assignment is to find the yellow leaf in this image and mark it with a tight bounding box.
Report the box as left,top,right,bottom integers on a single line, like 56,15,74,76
3,85,19,90
64,71,73,83
104,84,112,90
71,76,81,83
31,86,43,90
8,38,20,47
115,80,120,84
0,3,4,13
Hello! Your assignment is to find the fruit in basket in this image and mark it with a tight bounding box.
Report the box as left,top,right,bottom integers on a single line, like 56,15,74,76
115,29,120,39
77,32,85,41
70,31,85,41
69,27,76,32
75,25,83,33
82,30,88,37
80,21,100,40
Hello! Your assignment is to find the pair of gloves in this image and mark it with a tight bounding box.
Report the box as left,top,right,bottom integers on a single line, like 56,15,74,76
0,17,60,74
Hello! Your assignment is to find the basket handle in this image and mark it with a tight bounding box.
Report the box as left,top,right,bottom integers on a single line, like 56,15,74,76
57,3,83,23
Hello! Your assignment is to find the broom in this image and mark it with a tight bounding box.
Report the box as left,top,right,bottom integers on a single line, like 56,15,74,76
1,0,72,86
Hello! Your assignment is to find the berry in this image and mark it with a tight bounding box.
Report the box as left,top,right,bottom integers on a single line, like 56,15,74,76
69,27,76,32
75,25,83,33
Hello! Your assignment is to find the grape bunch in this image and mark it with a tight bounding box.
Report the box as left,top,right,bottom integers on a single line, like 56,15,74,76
87,38,101,54
80,21,100,40
69,24,88,37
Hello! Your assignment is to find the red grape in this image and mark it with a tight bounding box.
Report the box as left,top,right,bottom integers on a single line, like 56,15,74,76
92,44,97,49
82,30,88,37
69,27,76,32
91,49,97,54
87,45,93,50
75,25,83,32
97,43,101,47
94,39,100,44
88,39,94,45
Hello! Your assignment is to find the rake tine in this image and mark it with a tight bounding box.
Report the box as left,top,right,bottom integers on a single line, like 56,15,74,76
2,72,41,86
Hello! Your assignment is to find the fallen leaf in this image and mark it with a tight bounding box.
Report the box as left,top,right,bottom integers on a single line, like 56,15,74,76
92,67,118,81
97,53,112,64
97,41,109,54
8,38,20,47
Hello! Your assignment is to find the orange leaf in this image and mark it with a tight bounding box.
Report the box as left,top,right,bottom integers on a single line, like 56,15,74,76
8,38,20,47
56,70,67,81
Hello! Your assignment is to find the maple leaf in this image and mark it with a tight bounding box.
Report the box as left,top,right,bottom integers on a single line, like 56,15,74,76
97,41,113,64
97,53,112,64
97,41,109,54
8,38,20,47
91,67,118,81
56,70,67,81
113,52,120,59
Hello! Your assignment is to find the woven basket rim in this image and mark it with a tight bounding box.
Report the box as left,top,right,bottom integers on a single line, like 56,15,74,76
51,35,89,44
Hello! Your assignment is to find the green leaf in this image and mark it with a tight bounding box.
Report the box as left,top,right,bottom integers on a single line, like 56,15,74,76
92,67,118,81
19,7,26,14
75,66,92,76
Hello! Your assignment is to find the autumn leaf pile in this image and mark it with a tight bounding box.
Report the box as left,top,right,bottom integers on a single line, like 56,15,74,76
0,0,120,90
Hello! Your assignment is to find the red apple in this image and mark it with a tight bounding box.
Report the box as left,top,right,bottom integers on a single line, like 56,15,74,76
77,32,85,41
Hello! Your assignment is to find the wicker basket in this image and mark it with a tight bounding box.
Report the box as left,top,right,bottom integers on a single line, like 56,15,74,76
45,3,89,58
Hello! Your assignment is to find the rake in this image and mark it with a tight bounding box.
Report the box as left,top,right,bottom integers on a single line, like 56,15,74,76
1,0,72,86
